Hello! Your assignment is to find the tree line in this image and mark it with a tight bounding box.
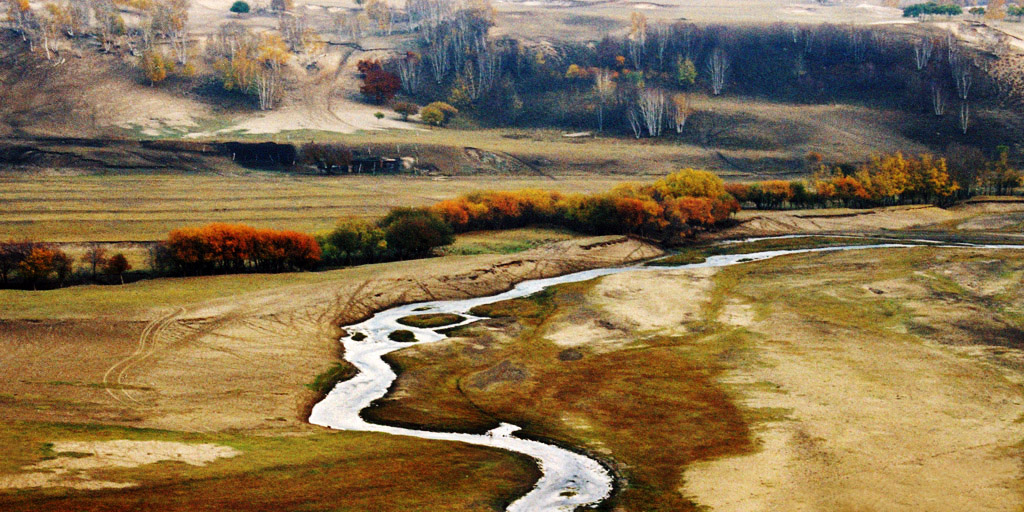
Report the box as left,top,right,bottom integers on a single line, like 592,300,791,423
157,224,321,275
727,150,1022,209
0,241,131,290
379,11,1013,143
430,169,739,241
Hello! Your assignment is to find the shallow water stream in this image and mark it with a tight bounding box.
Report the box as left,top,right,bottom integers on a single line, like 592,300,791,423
309,239,1023,511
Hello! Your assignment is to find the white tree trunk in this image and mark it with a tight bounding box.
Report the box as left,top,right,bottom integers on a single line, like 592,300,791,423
706,47,729,96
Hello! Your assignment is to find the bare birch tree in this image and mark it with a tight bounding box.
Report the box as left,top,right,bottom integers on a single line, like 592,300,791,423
706,46,729,96
951,54,972,100
652,23,670,70
913,36,933,70
397,52,422,94
627,107,643,139
931,82,945,116
671,92,691,133
637,88,665,137
958,101,969,134
594,68,615,132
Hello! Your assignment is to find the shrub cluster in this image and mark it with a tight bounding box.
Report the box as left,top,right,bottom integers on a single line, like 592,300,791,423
163,223,321,275
318,209,454,266
903,3,963,17
727,152,966,209
0,241,130,289
429,169,739,241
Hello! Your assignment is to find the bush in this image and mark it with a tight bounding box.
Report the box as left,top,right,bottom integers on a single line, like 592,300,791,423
903,2,962,17
396,314,465,328
423,102,458,126
318,217,385,266
388,330,417,342
229,1,250,13
393,101,420,121
380,208,455,258
426,169,740,241
421,106,444,126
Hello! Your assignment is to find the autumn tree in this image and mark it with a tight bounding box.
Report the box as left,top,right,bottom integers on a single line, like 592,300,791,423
104,253,131,284
671,93,691,134
675,55,697,88
18,246,55,289
393,101,419,121
379,208,454,258
986,0,1006,20
82,244,108,280
627,12,647,69
360,67,401,104
140,48,173,85
421,101,457,126
5,0,33,41
270,0,292,12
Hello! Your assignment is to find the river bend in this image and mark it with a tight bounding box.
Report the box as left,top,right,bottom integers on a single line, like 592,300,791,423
309,240,1023,511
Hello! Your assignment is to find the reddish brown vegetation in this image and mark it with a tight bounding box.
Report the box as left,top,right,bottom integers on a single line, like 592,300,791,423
163,223,321,275
430,169,738,241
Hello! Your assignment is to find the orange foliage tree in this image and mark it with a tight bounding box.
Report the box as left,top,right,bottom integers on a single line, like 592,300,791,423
164,223,320,275
427,168,740,241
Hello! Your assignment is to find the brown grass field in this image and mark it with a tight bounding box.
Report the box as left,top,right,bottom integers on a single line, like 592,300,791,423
0,236,662,510
0,173,632,242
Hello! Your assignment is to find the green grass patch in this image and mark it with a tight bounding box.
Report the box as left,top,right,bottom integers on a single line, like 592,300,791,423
388,330,417,343
306,362,357,396
649,236,886,266
396,314,465,328
443,228,578,256
469,288,557,319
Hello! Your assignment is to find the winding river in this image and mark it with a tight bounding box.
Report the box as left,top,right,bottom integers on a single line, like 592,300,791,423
309,239,1024,511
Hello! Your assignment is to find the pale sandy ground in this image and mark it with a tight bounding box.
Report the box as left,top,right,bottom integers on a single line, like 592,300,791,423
729,201,1024,237
684,299,1024,511
540,267,714,351
0,441,240,491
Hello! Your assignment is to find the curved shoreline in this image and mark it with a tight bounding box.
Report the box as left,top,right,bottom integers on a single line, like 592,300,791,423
309,240,1024,511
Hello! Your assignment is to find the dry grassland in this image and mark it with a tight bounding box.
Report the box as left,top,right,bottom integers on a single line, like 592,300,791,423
0,173,633,242
363,245,1024,511
0,236,660,509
